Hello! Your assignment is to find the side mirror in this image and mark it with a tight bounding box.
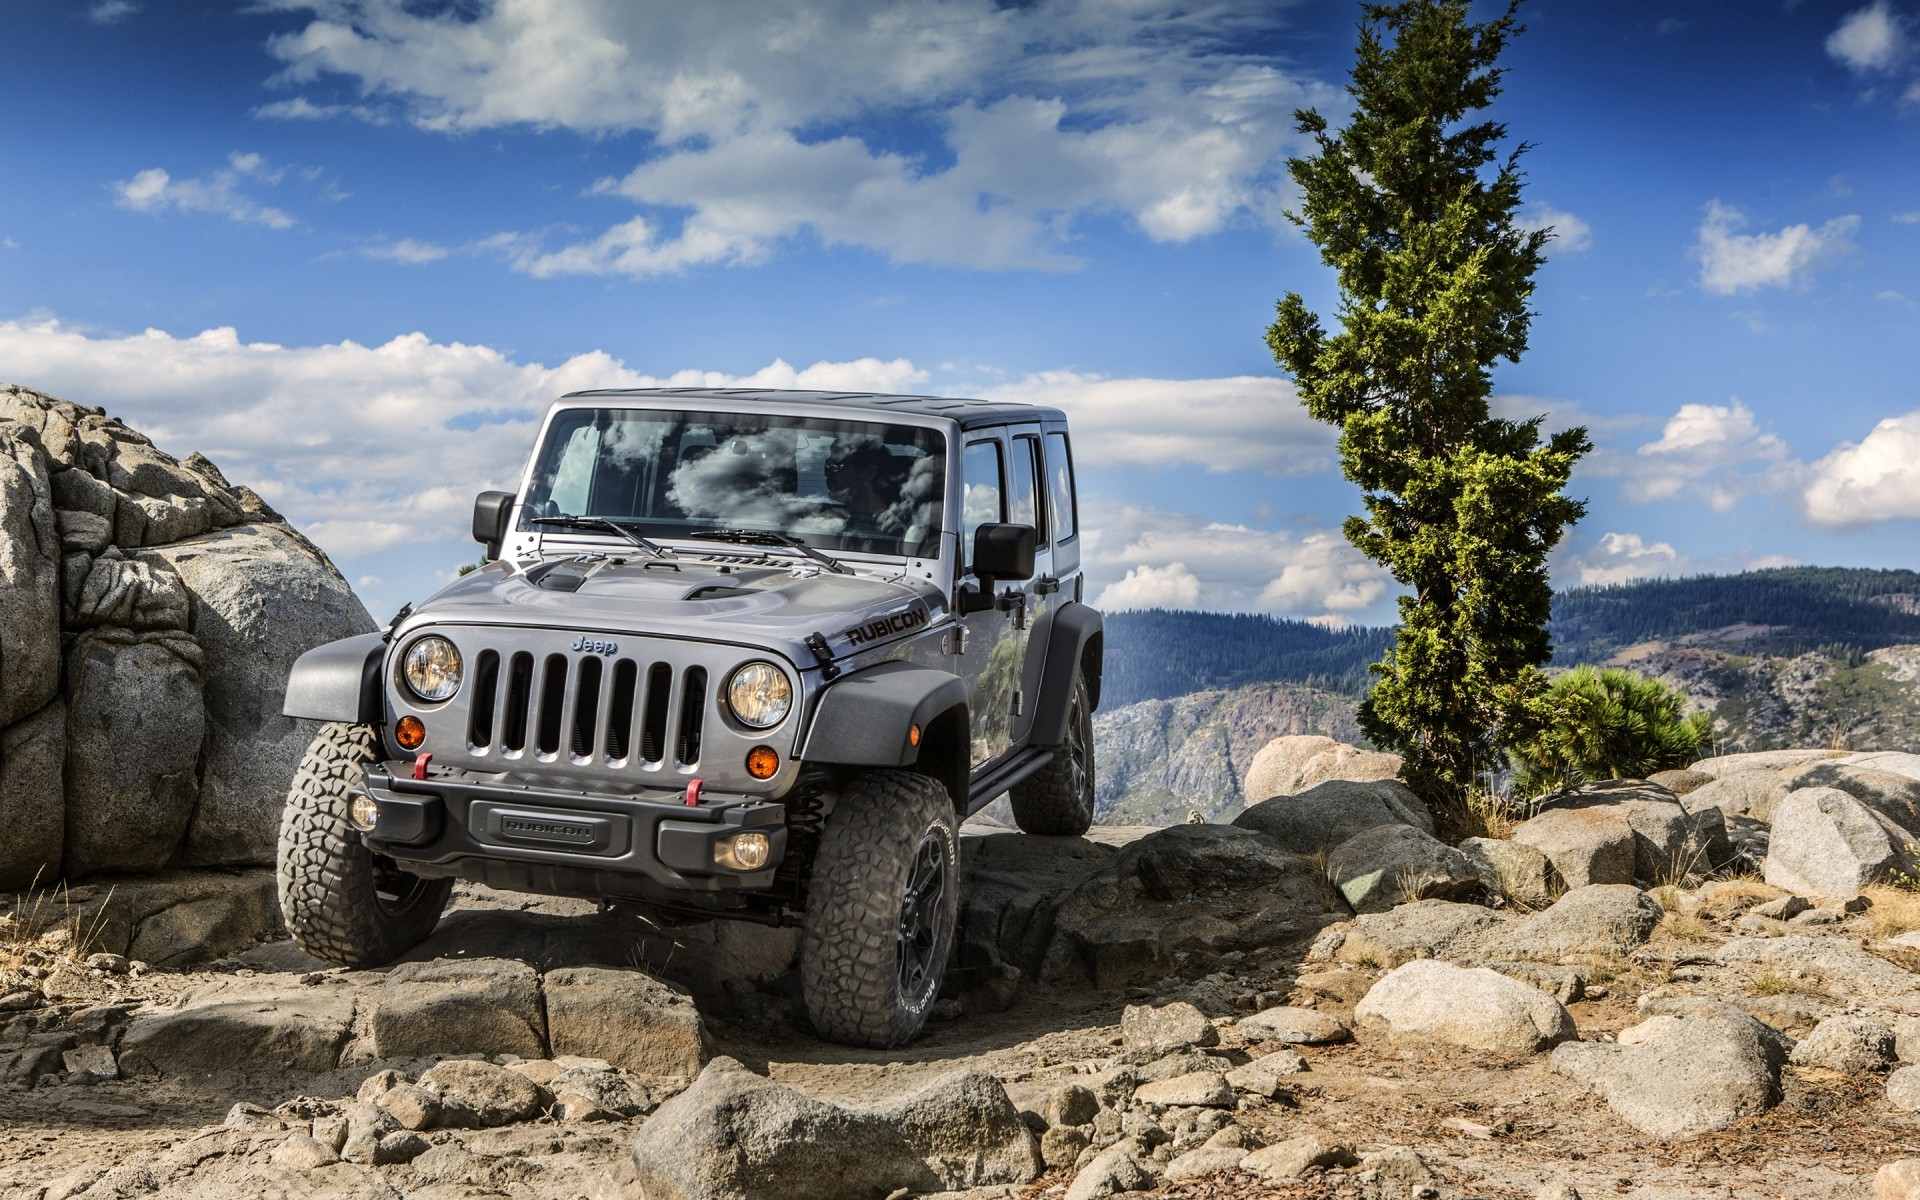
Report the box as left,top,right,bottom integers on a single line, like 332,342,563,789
472,491,514,560
972,523,1037,583
957,523,1036,616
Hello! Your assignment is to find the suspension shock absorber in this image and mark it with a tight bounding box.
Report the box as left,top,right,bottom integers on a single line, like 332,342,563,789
775,767,833,909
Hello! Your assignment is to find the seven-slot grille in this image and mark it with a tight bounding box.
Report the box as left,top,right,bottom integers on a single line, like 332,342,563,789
466,648,707,769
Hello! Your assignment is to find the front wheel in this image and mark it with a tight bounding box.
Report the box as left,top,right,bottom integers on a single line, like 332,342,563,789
1008,675,1096,836
277,722,452,967
800,770,959,1048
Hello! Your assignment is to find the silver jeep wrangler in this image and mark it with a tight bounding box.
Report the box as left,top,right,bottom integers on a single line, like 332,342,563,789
279,389,1102,1047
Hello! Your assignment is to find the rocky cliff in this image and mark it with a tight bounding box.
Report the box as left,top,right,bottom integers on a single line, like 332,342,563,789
1092,682,1364,825
0,384,372,885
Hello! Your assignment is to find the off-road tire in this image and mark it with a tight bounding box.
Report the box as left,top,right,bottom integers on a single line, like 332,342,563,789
800,770,959,1048
277,722,452,967
1008,674,1096,836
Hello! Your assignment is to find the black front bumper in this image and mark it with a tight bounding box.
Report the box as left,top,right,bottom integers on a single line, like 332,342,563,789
357,765,788,898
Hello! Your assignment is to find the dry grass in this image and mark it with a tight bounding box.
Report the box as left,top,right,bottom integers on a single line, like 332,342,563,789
1302,848,1346,913
1650,884,1683,913
1862,884,1920,939
1660,913,1714,943
1,872,114,973
1749,970,1798,996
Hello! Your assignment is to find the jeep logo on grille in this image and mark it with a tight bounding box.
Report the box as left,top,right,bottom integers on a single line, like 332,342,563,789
570,636,619,656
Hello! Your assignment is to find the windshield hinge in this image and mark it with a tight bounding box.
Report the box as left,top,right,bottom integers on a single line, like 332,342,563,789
805,632,840,681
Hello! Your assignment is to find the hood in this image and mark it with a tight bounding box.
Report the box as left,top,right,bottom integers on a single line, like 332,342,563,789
396,554,946,666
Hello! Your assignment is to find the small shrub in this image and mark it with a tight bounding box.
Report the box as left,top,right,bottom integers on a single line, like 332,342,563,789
1509,666,1714,797
1749,970,1796,996
1661,913,1712,942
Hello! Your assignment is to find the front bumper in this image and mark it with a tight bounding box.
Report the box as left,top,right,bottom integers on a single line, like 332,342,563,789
357,764,788,896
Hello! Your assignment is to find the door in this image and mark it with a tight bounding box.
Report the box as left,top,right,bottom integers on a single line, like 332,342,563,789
954,427,1048,766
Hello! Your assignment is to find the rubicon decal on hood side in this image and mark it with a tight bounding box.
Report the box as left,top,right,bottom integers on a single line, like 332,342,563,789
843,607,929,647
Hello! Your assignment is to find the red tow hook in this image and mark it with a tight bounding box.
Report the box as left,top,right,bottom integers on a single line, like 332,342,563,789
685,778,703,806
412,753,433,781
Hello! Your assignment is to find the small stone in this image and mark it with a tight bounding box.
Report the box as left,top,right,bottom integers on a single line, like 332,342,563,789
1242,1134,1357,1181
1888,1065,1920,1112
418,1058,547,1127
84,953,128,974
223,1102,283,1130
1121,1001,1219,1057
1790,1016,1897,1074
1165,1146,1248,1179
1791,907,1845,925
60,1045,116,1080
311,1113,349,1152
1041,1083,1101,1128
1133,1071,1236,1109
1537,1181,1583,1200
356,1068,403,1103
1205,1124,1261,1150
372,1130,430,1165
1042,1125,1091,1170
1751,895,1812,921
507,1058,565,1086
1236,1005,1350,1046
1876,1159,1920,1200
270,1134,340,1170
374,1082,441,1131
1225,1051,1308,1097
1064,1138,1158,1200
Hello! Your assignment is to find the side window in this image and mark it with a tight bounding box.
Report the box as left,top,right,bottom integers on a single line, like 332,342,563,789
961,440,1005,572
1011,435,1043,542
1045,431,1077,543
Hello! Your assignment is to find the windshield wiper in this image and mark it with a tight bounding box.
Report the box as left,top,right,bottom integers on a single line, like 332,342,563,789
530,515,674,559
688,529,850,574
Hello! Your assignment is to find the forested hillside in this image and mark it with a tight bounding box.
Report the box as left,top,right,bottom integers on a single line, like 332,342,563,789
1099,610,1392,707
1100,568,1920,703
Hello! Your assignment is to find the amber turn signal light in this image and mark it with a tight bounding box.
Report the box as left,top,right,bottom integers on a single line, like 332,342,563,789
908,723,921,747
395,716,426,751
745,746,779,780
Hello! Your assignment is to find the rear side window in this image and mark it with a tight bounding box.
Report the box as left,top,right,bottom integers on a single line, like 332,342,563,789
1010,435,1043,541
1045,432,1077,543
962,440,1005,571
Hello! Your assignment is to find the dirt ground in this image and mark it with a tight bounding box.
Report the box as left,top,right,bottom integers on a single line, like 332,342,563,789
4,831,1917,1199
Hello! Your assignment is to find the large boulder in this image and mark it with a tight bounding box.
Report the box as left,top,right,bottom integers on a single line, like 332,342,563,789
1777,760,1920,834
629,1058,1040,1200
1233,778,1433,854
1762,787,1915,902
1335,900,1504,969
1457,837,1562,909
148,524,376,865
543,966,710,1080
0,384,372,881
61,628,205,876
1690,750,1847,778
1510,807,1636,888
1680,770,1786,823
1714,936,1920,999
1488,885,1663,962
1045,825,1339,988
1836,751,1920,783
1550,1007,1787,1138
1324,824,1481,913
1242,736,1402,804
117,984,356,1076
1515,781,1730,886
1354,960,1575,1054
373,958,548,1060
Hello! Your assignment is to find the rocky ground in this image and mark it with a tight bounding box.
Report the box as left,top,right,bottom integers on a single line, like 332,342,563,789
11,754,1920,1199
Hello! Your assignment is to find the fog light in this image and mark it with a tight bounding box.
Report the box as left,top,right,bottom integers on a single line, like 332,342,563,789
745,746,779,780
348,794,380,832
395,716,426,751
715,832,772,872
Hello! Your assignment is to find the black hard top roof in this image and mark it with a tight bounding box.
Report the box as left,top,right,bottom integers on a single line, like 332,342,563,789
559,387,1065,430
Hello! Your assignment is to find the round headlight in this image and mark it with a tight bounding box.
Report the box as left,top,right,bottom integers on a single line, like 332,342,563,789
402,636,463,703
726,662,792,729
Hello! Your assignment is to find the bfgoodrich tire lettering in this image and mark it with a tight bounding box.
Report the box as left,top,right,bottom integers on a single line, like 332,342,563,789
1008,675,1096,836
277,722,451,967
800,769,959,1048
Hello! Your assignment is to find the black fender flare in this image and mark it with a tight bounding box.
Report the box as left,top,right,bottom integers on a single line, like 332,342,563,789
1016,602,1103,747
283,632,386,724
799,661,970,808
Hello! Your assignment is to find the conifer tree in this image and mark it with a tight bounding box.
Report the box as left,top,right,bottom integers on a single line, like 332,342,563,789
1266,0,1590,810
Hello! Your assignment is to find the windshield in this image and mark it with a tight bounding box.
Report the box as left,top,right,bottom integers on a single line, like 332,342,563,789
519,408,947,559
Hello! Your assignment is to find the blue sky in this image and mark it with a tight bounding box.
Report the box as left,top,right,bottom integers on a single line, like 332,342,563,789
2,0,1917,626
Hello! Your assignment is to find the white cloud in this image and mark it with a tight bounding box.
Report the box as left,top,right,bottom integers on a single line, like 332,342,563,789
254,0,1338,274
1565,532,1687,587
1095,562,1203,611
87,1,138,25
112,152,298,230
359,238,451,265
977,373,1334,474
1827,1,1909,71
1804,410,1920,527
1514,202,1593,253
1694,201,1860,295
1081,503,1390,622
1602,399,1796,513
1896,211,1920,224
253,96,388,124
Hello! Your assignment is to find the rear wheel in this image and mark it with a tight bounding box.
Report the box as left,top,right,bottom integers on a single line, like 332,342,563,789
277,722,452,967
800,770,959,1048
1009,675,1096,835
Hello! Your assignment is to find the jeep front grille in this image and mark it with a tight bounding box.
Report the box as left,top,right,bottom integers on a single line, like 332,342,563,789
467,648,707,769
